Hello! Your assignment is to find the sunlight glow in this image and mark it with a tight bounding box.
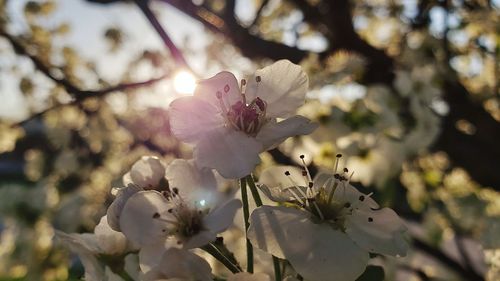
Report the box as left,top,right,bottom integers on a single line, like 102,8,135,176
173,70,196,94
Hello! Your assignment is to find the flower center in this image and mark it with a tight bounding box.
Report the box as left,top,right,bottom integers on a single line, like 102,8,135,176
216,77,268,136
154,187,209,245
282,154,362,231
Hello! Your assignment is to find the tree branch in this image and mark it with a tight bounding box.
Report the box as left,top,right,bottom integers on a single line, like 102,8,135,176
133,0,191,70
412,237,484,281
1,30,167,125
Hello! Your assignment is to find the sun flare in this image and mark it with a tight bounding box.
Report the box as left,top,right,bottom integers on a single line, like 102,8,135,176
173,70,196,95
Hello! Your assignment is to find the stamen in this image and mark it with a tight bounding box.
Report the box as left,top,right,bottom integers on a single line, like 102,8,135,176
240,79,247,104
327,181,339,205
312,201,325,220
154,215,179,226
299,155,313,183
284,186,305,206
284,171,308,205
334,154,342,173
348,171,355,182
216,91,229,115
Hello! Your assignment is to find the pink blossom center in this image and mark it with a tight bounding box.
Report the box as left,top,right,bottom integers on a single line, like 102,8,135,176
216,80,267,136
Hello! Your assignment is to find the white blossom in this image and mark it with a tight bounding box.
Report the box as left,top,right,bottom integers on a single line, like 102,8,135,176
55,216,133,281
169,60,318,179
115,159,241,273
248,160,408,281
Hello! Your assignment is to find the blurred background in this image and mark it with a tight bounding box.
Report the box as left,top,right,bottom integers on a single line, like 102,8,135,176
0,0,499,280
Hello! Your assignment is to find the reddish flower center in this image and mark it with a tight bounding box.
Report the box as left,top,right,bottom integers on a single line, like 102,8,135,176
216,78,267,136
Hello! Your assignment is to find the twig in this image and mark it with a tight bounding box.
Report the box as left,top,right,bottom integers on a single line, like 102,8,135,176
134,0,190,70
412,237,484,281
1,29,168,126
14,74,167,126
249,0,271,28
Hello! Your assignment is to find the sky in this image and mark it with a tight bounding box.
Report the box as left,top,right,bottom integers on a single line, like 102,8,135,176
1,0,212,121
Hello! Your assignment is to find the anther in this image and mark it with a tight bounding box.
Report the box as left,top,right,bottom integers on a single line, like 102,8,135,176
153,212,160,218
308,182,314,188
255,76,261,82
224,84,230,93
368,217,373,222
173,188,179,195
359,195,365,202
343,168,349,173
300,155,305,159
216,91,223,99
255,97,266,111
334,154,342,173
285,171,291,176
344,203,351,208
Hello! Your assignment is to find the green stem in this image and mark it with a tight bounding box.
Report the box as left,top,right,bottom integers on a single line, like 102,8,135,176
240,177,254,273
116,270,135,281
202,243,242,274
246,175,282,280
245,174,262,206
273,257,282,281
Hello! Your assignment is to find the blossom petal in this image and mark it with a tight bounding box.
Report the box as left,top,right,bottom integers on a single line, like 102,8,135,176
165,159,219,207
55,231,105,281
128,156,166,188
139,240,171,273
257,166,308,202
107,183,142,231
246,60,308,118
194,71,242,108
256,116,318,150
332,181,379,210
169,96,224,143
203,199,242,233
247,205,311,259
94,216,127,255
248,206,369,281
158,248,212,281
194,127,262,179
346,207,409,257
119,191,174,247
182,230,216,250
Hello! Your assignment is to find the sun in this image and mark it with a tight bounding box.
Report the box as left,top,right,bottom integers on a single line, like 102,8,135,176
173,70,196,95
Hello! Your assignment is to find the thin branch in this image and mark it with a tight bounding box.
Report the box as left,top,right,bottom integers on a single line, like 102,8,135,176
1,30,167,126
412,237,484,281
15,74,167,126
158,0,308,63
249,0,271,28
454,233,476,275
134,0,190,70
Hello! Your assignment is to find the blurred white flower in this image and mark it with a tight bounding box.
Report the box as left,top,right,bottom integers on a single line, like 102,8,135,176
55,216,134,281
115,159,241,273
169,60,318,178
122,156,167,189
248,162,408,281
107,156,169,232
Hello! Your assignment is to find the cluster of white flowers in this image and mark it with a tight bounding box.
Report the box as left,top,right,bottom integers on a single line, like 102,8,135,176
58,60,408,281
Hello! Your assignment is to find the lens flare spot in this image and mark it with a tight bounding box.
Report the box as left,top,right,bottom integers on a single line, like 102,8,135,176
173,71,196,94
